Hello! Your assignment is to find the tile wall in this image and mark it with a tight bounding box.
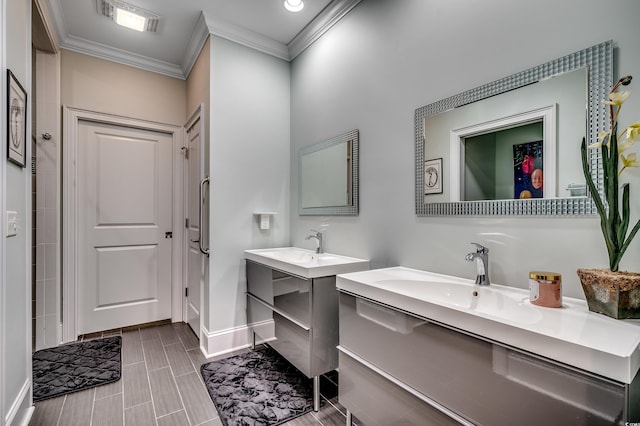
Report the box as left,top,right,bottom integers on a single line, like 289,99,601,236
33,51,60,350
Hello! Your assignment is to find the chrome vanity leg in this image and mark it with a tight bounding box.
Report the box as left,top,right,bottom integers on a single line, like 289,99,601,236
346,410,352,426
313,375,321,412
251,331,256,350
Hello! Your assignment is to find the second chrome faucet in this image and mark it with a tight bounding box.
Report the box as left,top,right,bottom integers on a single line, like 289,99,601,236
305,230,324,254
465,242,490,286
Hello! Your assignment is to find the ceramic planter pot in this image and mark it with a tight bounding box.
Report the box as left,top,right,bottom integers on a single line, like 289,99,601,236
577,268,640,319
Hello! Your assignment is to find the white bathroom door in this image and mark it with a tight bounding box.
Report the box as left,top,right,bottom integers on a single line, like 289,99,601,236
184,112,204,336
77,120,173,334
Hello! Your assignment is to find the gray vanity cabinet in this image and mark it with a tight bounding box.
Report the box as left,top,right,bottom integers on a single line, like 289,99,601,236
338,292,640,425
246,259,339,379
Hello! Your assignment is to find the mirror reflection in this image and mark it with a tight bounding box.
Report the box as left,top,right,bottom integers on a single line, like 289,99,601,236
299,129,359,216
424,68,586,203
301,140,352,208
415,40,612,216
466,122,544,201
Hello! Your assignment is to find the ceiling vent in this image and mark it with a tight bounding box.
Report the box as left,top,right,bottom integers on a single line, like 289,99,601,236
97,0,160,33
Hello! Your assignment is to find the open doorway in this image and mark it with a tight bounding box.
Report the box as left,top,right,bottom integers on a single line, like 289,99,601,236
32,0,61,351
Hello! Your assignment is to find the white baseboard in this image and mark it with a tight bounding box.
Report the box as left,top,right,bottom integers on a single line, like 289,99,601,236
5,379,33,426
200,320,274,359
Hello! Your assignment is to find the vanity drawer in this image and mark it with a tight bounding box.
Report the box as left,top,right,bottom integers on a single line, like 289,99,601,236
338,350,461,426
246,295,274,343
246,260,273,302
339,292,628,425
269,312,311,377
246,260,311,326
273,273,311,326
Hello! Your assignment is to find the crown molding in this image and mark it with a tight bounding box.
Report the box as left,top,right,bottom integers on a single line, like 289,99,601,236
203,12,290,61
43,0,67,51
288,0,362,59
35,0,62,52
181,12,210,78
61,34,185,79
43,0,362,79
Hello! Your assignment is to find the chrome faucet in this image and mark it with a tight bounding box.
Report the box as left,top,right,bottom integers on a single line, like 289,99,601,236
305,230,324,254
465,243,490,286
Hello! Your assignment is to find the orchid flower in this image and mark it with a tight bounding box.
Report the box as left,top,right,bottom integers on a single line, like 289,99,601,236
589,131,609,149
620,152,640,175
623,122,640,143
602,90,630,106
581,74,640,272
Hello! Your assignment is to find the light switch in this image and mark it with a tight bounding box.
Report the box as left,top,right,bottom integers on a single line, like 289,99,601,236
6,211,18,237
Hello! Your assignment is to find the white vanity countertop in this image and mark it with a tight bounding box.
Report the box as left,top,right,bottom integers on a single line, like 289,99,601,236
336,266,640,384
244,247,369,279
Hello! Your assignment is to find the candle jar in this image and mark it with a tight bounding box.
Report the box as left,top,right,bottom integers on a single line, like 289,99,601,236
529,271,562,308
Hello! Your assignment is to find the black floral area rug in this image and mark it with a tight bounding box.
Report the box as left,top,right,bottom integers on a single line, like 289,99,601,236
200,347,313,426
32,336,122,402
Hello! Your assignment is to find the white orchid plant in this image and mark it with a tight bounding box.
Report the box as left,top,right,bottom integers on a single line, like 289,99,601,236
581,75,640,272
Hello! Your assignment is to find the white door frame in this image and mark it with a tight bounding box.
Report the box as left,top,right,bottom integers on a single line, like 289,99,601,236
183,104,206,334
62,107,184,343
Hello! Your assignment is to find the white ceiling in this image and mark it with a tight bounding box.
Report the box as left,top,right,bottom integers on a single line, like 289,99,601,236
39,0,361,79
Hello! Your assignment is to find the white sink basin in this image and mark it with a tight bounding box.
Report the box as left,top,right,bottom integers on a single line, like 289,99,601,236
376,279,542,325
244,247,369,278
337,266,640,384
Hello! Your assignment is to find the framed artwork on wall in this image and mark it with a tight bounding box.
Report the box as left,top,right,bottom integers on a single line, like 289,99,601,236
7,70,27,168
513,140,543,199
424,157,443,195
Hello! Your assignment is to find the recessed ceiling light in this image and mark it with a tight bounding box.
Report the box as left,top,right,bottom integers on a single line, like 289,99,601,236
284,0,304,12
115,8,146,31
97,0,160,32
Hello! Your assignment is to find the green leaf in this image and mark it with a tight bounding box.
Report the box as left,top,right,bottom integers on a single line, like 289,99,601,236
619,183,630,246
618,218,640,270
581,137,617,268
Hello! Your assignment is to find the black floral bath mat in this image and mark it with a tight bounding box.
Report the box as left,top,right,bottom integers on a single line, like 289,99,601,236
200,347,313,425
32,336,122,402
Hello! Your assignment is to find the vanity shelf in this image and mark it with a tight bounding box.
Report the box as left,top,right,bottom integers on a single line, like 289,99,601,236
336,267,640,425
247,260,337,377
244,248,369,412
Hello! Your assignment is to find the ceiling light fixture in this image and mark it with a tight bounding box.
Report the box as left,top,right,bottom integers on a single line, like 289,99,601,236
116,8,146,31
97,0,160,32
284,0,304,13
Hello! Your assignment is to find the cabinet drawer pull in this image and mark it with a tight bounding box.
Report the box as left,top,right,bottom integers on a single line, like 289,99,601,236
356,298,425,334
247,293,311,331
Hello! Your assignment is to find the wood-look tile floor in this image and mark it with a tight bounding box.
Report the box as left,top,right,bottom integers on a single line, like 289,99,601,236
29,322,350,426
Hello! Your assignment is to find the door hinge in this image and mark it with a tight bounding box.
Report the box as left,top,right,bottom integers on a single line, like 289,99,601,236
185,287,189,297
185,218,189,228
165,231,173,239
180,146,189,159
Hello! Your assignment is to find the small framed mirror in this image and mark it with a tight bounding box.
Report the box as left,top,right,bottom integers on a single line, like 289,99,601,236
416,40,613,216
299,129,359,215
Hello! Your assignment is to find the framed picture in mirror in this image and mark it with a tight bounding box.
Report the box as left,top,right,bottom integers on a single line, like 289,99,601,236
513,141,543,199
424,158,443,195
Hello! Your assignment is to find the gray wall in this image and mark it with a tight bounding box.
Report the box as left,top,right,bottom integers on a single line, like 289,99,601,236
290,0,640,299
208,36,291,338
2,0,32,423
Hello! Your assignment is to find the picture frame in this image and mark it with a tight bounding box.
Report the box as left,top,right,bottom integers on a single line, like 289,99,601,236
424,157,443,195
7,70,27,168
513,140,543,199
